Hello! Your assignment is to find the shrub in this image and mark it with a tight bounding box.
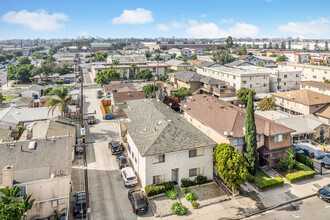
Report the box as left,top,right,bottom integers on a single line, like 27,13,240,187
186,193,197,202
296,153,307,164
257,177,284,189
182,187,190,194
306,158,314,170
276,158,288,172
181,178,195,187
294,161,313,171
286,170,315,183
171,202,188,216
196,175,208,185
144,181,174,197
247,173,256,183
145,185,165,197
165,188,178,200
191,201,200,208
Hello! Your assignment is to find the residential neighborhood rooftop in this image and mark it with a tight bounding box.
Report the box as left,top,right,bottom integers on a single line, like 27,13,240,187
272,89,330,106
113,91,145,104
181,94,294,138
103,83,135,92
123,99,216,157
301,81,330,91
314,104,330,119
0,135,73,185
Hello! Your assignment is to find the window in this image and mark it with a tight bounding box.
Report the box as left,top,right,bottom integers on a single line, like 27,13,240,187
274,134,283,143
284,74,287,78
250,77,252,80
152,154,165,164
128,144,131,153
16,185,27,198
233,76,236,79
189,167,204,177
132,151,135,159
270,153,276,159
135,158,137,163
153,174,165,184
315,105,319,108
296,74,299,77
242,81,246,84
284,82,287,86
313,75,316,79
264,76,267,79
263,83,267,87
189,148,204,158
256,134,260,142
234,138,244,146
250,85,252,89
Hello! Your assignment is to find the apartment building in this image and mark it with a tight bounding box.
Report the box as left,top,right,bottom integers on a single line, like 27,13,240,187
272,90,330,115
278,63,330,82
181,94,294,166
107,54,147,64
122,99,216,187
294,53,310,64
0,136,73,219
197,65,270,93
300,81,330,96
267,68,301,92
197,55,213,62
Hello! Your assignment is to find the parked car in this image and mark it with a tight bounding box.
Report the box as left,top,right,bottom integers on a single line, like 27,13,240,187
118,155,127,169
121,167,138,187
75,145,83,154
317,184,330,202
97,90,102,99
108,141,122,155
293,142,325,159
87,115,96,125
128,189,148,215
73,191,86,218
321,154,330,169
294,147,305,154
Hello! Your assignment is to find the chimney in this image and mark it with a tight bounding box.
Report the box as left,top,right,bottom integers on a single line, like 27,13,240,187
2,166,14,188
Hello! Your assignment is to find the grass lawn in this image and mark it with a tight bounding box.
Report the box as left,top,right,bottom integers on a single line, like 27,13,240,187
3,95,15,101
279,168,299,176
254,170,272,183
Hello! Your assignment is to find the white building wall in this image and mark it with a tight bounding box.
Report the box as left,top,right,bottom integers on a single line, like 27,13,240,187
300,85,330,96
278,64,330,82
269,71,301,92
126,132,213,188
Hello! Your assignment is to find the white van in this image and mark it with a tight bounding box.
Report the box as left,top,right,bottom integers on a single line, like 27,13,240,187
121,167,138,187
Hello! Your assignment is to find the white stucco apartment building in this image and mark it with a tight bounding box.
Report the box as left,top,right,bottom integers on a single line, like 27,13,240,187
122,99,216,187
278,63,330,82
197,65,270,93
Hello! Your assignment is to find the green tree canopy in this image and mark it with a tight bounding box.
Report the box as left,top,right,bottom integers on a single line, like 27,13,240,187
213,143,249,191
257,96,276,111
8,64,34,82
55,63,71,75
244,91,258,175
145,51,152,60
281,41,286,50
45,86,72,116
276,55,288,62
212,50,234,65
31,51,48,60
134,69,153,80
171,87,192,100
225,36,233,48
17,56,31,65
13,51,23,57
142,83,157,98
236,87,255,105
95,66,120,84
0,186,35,220
0,54,5,62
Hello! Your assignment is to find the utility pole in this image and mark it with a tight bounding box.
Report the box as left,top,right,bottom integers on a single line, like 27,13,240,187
78,48,90,219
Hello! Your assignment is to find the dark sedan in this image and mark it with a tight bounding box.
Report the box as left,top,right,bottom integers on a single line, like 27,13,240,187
108,141,122,155
128,189,148,215
317,184,330,202
321,154,330,169
73,191,86,218
118,155,127,169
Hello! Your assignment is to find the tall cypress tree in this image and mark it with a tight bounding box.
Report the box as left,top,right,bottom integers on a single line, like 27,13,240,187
244,90,258,174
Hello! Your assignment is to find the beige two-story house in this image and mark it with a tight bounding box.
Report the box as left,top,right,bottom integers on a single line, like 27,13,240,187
181,94,294,166
272,89,330,115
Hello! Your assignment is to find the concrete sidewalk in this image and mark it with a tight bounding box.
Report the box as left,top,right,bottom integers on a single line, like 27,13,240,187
242,174,330,208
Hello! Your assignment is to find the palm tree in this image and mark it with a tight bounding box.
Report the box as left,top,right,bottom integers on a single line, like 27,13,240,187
113,60,120,68
153,55,164,97
145,51,152,60
130,63,137,78
45,87,72,117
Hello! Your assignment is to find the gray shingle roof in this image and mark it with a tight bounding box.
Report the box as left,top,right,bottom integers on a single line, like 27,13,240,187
169,71,202,82
124,99,216,157
0,136,73,185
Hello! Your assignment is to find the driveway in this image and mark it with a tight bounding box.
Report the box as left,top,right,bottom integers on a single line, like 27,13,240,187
82,87,152,220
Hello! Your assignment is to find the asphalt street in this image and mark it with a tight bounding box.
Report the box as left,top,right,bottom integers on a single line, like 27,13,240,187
82,88,153,220
250,196,330,220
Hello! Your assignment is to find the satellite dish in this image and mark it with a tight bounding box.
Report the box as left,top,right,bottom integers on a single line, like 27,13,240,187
224,131,228,136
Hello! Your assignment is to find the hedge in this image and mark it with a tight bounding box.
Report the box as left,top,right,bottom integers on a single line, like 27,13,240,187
286,170,315,183
145,181,174,197
296,153,314,170
294,161,313,171
181,175,209,187
257,177,284,189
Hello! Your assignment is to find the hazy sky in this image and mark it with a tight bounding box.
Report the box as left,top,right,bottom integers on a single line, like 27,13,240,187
1,0,330,39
